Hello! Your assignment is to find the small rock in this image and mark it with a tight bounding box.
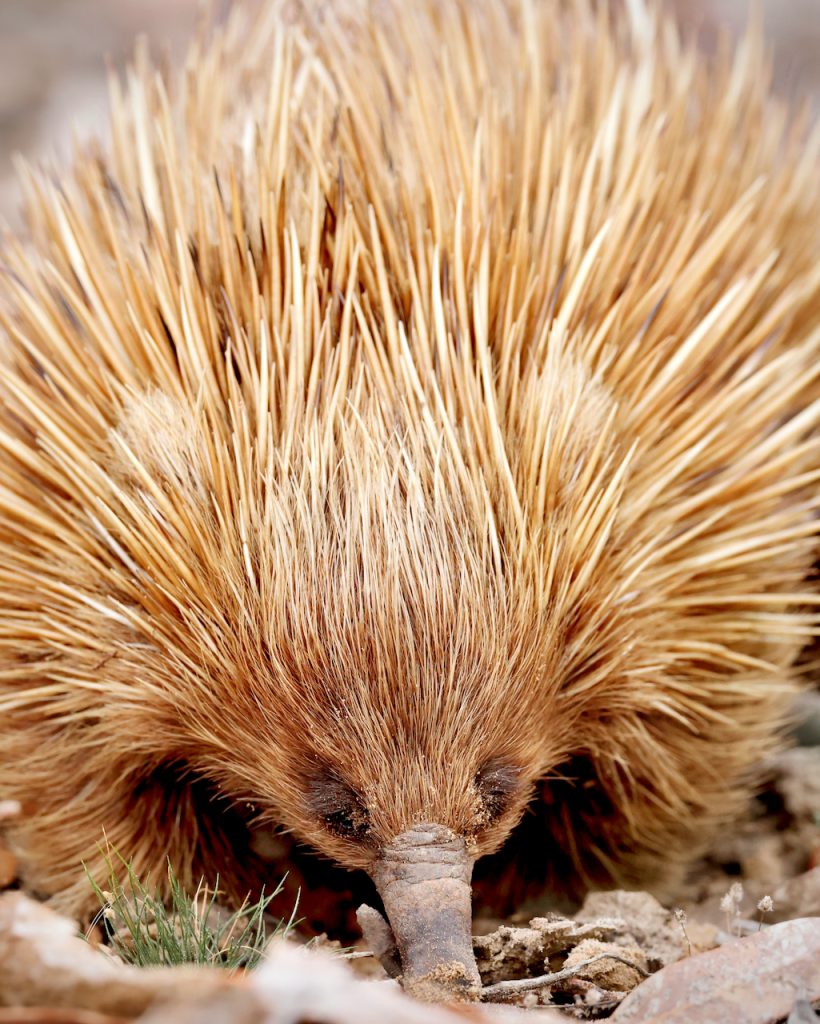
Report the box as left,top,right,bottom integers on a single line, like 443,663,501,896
772,867,820,922
0,892,232,1015
682,919,720,955
529,912,628,955
575,890,683,969
786,998,820,1023
0,1009,131,1023
776,748,820,818
474,912,629,985
741,835,788,887
474,925,546,984
612,917,820,1024
562,938,647,992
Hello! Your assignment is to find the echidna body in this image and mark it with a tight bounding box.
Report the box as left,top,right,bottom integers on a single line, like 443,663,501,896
1,0,819,1000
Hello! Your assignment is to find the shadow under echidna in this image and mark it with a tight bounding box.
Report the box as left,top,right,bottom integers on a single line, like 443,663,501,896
1,0,819,1003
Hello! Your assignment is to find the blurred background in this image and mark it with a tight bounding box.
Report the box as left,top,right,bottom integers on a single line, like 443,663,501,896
0,0,818,222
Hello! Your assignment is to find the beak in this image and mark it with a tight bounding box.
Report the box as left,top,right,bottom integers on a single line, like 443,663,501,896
366,823,482,1002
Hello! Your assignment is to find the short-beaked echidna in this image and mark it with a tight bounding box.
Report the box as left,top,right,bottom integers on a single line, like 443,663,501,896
1,0,819,1001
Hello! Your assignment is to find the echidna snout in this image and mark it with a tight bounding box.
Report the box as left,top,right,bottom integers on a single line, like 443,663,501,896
299,751,534,998
368,824,481,1002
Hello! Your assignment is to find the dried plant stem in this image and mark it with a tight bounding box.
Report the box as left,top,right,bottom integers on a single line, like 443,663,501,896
481,953,650,1003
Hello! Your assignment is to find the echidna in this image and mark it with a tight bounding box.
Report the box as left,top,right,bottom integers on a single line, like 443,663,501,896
1,0,819,1002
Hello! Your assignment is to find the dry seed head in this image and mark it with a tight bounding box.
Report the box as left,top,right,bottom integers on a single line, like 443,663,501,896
720,883,745,915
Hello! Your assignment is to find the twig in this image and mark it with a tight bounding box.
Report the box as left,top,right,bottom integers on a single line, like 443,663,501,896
481,953,650,1003
674,908,691,957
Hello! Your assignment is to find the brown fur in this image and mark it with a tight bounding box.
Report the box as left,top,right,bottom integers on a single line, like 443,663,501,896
0,0,819,918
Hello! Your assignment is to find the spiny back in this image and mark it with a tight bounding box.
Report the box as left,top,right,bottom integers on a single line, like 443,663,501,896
0,0,818,911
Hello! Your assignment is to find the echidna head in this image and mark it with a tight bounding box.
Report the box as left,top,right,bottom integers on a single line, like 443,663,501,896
207,437,560,1000
104,389,615,1000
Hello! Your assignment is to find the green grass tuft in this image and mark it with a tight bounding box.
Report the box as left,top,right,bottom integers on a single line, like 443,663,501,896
87,854,298,971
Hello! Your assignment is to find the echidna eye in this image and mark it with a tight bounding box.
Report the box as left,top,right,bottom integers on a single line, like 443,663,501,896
306,770,371,841
323,805,369,837
475,761,522,822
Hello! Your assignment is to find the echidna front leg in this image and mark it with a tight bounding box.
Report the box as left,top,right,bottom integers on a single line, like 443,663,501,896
362,823,482,1002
